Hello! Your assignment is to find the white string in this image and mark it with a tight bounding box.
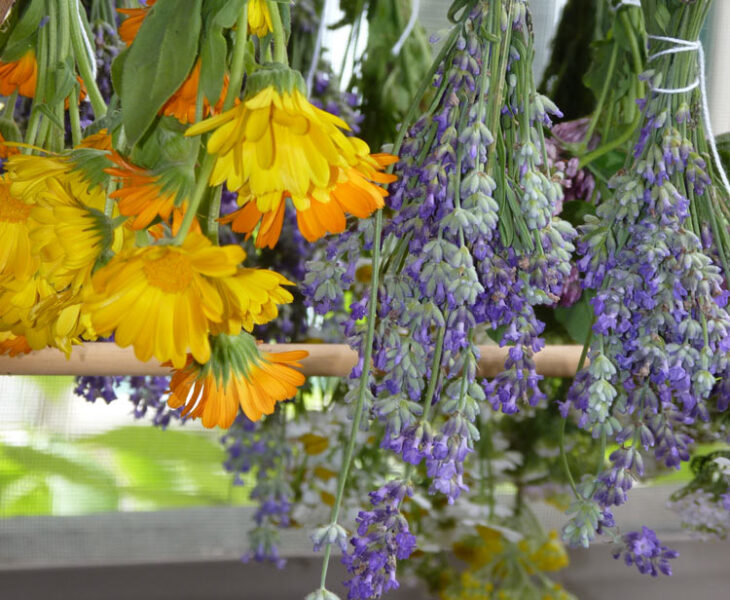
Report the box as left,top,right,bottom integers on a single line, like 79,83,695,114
647,34,730,199
74,0,97,80
391,0,420,57
305,0,333,96
614,0,641,9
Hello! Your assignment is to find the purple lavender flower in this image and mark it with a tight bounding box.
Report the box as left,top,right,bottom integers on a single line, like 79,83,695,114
612,526,679,576
342,480,416,599
74,376,121,404
222,413,293,567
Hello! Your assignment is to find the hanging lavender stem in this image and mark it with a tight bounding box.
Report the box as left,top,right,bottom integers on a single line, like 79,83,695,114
561,0,727,565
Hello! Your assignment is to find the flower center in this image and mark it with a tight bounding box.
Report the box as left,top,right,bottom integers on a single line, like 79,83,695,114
0,189,31,223
143,251,193,294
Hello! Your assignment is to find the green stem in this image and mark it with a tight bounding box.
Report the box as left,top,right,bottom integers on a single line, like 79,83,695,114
559,328,592,499
207,186,222,244
2,91,17,119
267,0,288,65
315,23,465,592
184,0,249,246
318,210,382,590
172,154,215,244
581,43,618,151
68,0,107,118
224,1,248,111
578,113,641,169
486,0,513,175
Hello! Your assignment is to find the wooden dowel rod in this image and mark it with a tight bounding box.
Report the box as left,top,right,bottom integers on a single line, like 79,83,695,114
0,343,587,377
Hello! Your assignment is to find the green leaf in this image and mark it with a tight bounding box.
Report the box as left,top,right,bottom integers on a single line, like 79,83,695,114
0,0,44,61
554,294,594,345
0,117,22,144
111,46,129,99
68,147,114,189
200,28,226,105
34,104,65,133
0,475,51,516
209,0,240,27
120,0,203,146
0,444,118,490
82,425,225,466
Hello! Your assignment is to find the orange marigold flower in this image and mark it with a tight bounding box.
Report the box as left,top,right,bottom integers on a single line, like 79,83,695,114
161,60,230,125
186,76,398,248
79,129,113,151
118,2,228,125
0,50,38,98
106,151,177,229
0,332,32,357
167,332,306,427
117,0,157,46
0,131,19,159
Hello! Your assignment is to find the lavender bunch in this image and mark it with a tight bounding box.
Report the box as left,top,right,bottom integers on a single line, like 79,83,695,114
561,0,730,557
222,413,293,568
367,0,575,486
305,2,576,597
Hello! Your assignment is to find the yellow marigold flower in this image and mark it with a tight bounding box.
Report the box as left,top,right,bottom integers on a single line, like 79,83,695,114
106,151,177,229
185,70,397,247
0,332,32,357
31,177,118,292
0,49,38,98
248,0,273,37
0,176,37,280
83,232,245,368
529,530,569,573
167,332,306,427
3,154,70,203
0,276,92,354
213,268,294,334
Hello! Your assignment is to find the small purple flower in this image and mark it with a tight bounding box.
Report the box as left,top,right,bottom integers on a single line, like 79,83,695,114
342,480,416,599
613,526,679,577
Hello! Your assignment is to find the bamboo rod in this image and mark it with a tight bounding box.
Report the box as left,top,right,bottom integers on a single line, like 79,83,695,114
0,343,587,377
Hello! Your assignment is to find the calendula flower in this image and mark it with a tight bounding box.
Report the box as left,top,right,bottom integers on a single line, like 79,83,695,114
147,203,202,239
167,332,306,427
117,0,157,45
214,268,295,333
222,154,397,246
105,152,177,229
0,332,32,356
185,68,397,247
3,154,71,203
0,176,37,280
31,177,118,292
0,276,93,354
161,60,229,124
0,131,19,159
0,49,38,97
248,0,273,37
118,2,228,124
82,232,245,368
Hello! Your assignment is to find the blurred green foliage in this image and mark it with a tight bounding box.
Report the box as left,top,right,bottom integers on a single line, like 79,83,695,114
0,426,251,517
